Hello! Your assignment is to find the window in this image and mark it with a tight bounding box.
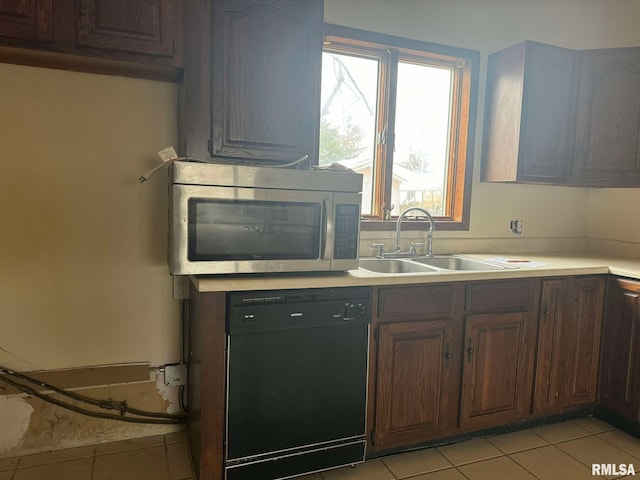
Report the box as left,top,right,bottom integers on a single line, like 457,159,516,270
320,25,479,230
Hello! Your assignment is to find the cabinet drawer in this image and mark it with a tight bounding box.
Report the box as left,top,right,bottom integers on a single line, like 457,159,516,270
465,280,532,312
377,285,454,320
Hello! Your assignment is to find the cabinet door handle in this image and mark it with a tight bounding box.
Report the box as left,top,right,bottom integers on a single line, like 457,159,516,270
466,338,474,362
542,301,550,322
444,342,452,368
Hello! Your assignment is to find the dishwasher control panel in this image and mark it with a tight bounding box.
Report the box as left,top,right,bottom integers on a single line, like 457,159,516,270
228,286,372,334
343,301,368,321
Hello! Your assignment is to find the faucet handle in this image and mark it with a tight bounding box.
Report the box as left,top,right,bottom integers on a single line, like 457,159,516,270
370,243,385,258
409,242,424,256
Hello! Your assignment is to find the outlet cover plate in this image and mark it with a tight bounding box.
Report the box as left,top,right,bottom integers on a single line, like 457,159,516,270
164,364,187,386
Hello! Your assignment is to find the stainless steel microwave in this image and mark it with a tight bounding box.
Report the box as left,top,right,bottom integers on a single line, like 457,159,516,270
169,161,362,275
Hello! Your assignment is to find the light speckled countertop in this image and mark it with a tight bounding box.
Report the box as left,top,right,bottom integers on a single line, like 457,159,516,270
191,253,640,292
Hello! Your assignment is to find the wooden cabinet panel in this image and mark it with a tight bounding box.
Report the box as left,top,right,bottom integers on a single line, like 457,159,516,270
564,277,605,407
465,280,531,312
599,278,640,422
481,41,575,184
378,285,454,320
571,48,640,186
211,0,322,164
0,0,52,41
77,0,176,56
373,320,452,450
533,276,605,416
0,0,182,81
460,312,530,429
532,279,570,415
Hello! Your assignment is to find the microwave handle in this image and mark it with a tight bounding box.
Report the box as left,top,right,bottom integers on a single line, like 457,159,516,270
321,199,334,261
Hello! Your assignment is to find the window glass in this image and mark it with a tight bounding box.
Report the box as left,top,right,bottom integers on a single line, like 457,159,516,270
392,61,452,216
321,26,479,230
319,52,379,215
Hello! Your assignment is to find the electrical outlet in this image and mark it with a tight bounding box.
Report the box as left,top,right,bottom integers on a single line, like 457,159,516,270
164,364,188,386
172,276,190,300
510,219,523,235
158,146,178,162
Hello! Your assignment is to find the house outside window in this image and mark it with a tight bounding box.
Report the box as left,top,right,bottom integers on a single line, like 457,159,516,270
319,25,479,230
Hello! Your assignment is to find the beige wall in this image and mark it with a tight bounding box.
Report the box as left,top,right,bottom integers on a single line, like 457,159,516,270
1,0,639,382
0,63,180,371
587,189,640,256
326,0,640,252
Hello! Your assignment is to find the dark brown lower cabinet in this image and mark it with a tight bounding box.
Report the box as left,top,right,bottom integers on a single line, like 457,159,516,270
187,275,613,475
373,320,453,450
599,277,640,423
458,280,539,430
460,312,531,429
532,277,605,415
532,279,570,414
565,277,605,406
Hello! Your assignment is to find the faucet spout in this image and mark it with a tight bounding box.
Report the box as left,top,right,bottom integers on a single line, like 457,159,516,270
395,207,435,257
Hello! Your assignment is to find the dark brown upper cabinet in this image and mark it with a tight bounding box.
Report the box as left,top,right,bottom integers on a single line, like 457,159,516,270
483,41,640,188
0,0,52,42
77,0,176,57
208,0,323,164
570,47,640,186
482,41,576,184
0,0,182,81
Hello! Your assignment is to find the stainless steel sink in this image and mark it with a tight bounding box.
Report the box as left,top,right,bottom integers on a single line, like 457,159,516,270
358,255,517,274
358,258,440,274
412,255,517,271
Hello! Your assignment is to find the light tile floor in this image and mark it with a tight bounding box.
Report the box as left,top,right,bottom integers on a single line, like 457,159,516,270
0,431,193,480
1,418,639,480
302,417,640,480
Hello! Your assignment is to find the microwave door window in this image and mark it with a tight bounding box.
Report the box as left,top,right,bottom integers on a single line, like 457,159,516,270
188,200,322,261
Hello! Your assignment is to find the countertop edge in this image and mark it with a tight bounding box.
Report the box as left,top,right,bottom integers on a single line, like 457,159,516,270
190,253,640,292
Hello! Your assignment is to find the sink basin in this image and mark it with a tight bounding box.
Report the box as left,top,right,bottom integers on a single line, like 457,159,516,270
412,255,517,271
359,258,440,274
358,255,517,274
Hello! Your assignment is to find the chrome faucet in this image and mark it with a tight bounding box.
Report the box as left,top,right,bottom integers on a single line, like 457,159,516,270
395,207,435,257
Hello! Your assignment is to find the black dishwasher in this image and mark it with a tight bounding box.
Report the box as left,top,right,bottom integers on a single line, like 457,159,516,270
225,287,371,480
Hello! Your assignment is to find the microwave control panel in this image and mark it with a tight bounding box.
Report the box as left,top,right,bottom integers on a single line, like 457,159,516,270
334,204,359,259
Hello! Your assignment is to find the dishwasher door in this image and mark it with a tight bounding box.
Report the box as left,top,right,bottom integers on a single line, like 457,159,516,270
225,287,371,480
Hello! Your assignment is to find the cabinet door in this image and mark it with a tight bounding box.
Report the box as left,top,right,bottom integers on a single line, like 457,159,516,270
373,320,452,450
571,48,640,186
460,312,529,429
0,0,52,41
481,41,574,184
77,0,177,56
599,278,640,422
532,279,570,415
211,0,322,164
564,277,605,407
519,42,574,182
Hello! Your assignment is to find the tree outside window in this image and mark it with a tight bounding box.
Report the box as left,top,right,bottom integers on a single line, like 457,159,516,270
319,25,479,230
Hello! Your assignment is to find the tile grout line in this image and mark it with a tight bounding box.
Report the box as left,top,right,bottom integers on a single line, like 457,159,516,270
594,429,640,462
454,464,473,480
505,425,598,478
89,446,96,480
164,434,170,480
505,450,548,480
547,431,637,478
548,439,604,477
9,456,21,480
